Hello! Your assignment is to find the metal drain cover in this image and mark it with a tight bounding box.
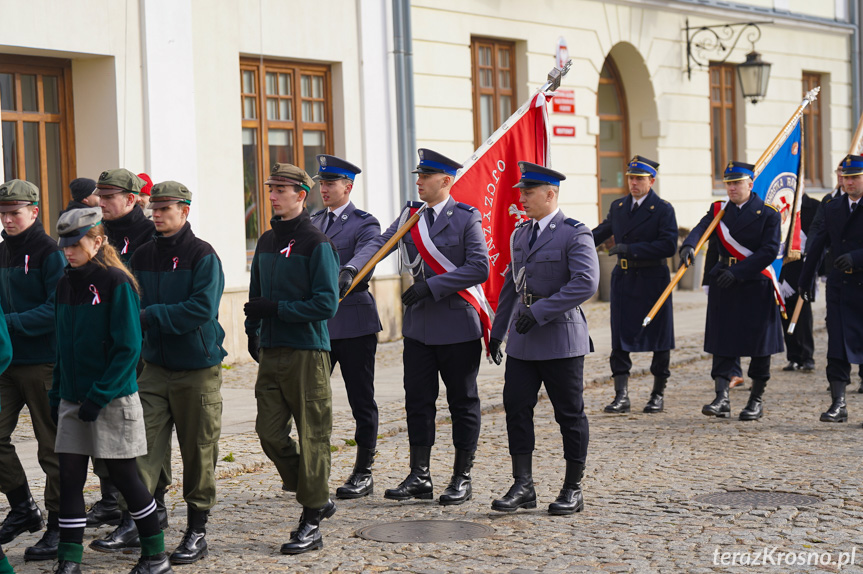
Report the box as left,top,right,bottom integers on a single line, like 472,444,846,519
693,491,821,508
356,520,494,543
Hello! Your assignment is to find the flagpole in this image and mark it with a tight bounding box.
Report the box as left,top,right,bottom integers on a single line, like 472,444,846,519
643,88,821,328
788,104,863,334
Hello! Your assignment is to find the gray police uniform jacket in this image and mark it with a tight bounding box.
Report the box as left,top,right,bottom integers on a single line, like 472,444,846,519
347,196,489,345
311,202,382,339
492,210,600,361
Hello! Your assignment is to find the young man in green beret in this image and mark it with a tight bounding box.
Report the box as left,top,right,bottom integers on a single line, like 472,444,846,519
128,181,226,565
0,180,65,561
244,163,340,555
95,169,156,263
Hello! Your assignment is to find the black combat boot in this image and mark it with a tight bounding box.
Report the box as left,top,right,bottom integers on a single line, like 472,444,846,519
548,460,585,515
129,552,173,573
154,488,169,529
604,375,630,413
90,511,140,552
280,506,326,555
24,510,58,561
335,447,375,499
491,454,536,512
701,377,731,417
85,478,122,528
821,379,848,423
169,508,208,564
439,449,474,506
643,376,667,413
54,561,83,573
0,483,44,544
384,446,433,500
739,379,767,421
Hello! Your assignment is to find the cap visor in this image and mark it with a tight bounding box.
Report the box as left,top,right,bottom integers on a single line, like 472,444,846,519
723,175,751,182
625,170,652,177
58,231,87,248
411,167,445,174
149,199,185,209
513,180,545,189
312,173,347,182
94,187,132,196
0,202,32,212
842,169,863,176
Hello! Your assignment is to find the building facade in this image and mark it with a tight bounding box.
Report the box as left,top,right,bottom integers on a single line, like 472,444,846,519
0,0,856,362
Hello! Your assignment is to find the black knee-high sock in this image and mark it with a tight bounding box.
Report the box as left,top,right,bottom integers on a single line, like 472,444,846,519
58,453,88,545
104,458,160,537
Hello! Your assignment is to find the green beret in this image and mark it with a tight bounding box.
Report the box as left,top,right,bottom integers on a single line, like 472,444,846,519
95,169,146,195
0,180,39,212
149,181,192,207
265,163,314,192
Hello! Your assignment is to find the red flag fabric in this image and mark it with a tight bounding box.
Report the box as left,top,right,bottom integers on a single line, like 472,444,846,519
451,93,552,311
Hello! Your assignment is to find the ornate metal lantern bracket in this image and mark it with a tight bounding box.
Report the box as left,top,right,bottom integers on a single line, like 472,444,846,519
685,18,773,79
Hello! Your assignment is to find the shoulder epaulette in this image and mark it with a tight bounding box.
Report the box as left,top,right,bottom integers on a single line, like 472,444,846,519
354,209,371,219
824,195,835,204
564,218,584,229
765,203,779,212
516,220,531,229
311,209,326,218
614,200,625,208
456,202,476,212
406,201,424,209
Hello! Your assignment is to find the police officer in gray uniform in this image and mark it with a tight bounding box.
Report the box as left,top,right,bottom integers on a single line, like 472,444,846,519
341,149,489,506
310,155,382,499
488,162,599,515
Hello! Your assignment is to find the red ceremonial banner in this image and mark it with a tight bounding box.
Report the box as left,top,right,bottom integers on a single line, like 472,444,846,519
451,93,552,311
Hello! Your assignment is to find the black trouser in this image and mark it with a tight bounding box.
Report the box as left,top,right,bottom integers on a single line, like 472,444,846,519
780,293,814,365
827,357,854,384
330,334,379,449
712,355,771,381
402,337,481,451
609,349,670,379
503,356,589,464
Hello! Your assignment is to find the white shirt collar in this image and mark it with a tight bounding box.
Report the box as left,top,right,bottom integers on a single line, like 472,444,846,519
533,207,560,234
428,198,449,217
849,196,860,210
631,194,648,208
328,202,350,218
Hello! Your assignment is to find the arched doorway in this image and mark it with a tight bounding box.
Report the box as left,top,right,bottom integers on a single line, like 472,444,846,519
596,57,628,221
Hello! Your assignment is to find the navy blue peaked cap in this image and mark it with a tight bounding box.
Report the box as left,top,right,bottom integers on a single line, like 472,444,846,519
314,155,361,181
513,162,566,188
411,149,462,176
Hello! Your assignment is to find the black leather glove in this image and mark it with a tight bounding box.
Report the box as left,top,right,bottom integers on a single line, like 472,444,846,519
834,253,854,272
679,245,695,269
244,297,279,321
78,399,102,422
248,335,260,363
401,281,432,306
714,269,737,289
338,268,356,299
798,285,815,302
139,309,148,332
51,405,59,426
608,243,630,256
515,309,538,334
488,338,503,365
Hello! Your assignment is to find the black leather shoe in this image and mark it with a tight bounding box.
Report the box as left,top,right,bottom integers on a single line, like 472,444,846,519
24,511,58,561
799,361,815,373
643,376,667,414
548,461,585,515
86,478,122,528
491,454,536,512
739,379,766,421
129,551,173,573
336,447,375,499
280,507,325,555
782,361,799,372
702,378,730,417
821,380,848,423
384,446,433,501
90,512,140,552
54,561,83,573
604,375,630,413
0,484,44,544
439,449,474,506
169,508,208,564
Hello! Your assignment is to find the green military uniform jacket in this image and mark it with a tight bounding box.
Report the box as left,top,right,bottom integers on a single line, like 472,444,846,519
0,219,66,365
50,259,142,407
130,222,227,370
245,211,339,351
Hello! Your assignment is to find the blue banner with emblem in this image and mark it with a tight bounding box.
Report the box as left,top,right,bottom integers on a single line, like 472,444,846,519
752,120,803,285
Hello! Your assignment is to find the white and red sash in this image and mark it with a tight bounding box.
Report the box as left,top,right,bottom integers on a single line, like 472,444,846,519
713,201,786,313
407,205,495,353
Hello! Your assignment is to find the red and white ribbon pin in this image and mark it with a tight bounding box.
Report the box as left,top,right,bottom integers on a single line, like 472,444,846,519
172,257,179,271
280,240,295,258
121,237,130,255
24,255,29,275
89,284,101,305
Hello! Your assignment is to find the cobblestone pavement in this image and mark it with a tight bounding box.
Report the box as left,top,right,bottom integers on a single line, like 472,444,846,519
8,302,863,573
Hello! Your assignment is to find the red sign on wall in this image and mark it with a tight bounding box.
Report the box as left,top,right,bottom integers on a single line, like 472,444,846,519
553,126,575,137
552,89,575,114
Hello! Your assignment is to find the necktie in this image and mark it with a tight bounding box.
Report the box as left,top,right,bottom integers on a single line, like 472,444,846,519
325,211,336,232
427,209,435,228
852,202,858,213
529,222,539,249
631,201,640,213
